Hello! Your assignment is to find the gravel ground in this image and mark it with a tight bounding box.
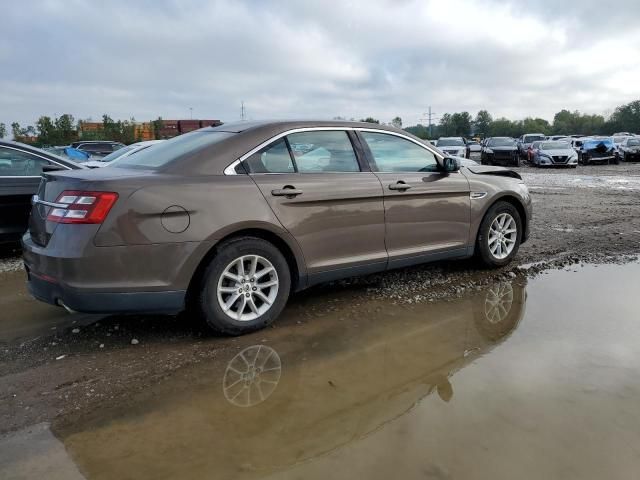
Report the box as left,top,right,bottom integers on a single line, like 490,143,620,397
1,162,640,435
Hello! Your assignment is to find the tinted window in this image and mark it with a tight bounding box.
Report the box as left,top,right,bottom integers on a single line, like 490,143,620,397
627,139,640,146
112,131,234,169
78,144,104,152
244,139,294,173
0,147,51,176
362,132,438,173
488,138,516,147
523,135,545,143
287,131,359,173
98,144,137,162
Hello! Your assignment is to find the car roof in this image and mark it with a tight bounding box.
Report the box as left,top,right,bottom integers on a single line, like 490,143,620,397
0,140,84,168
204,119,404,134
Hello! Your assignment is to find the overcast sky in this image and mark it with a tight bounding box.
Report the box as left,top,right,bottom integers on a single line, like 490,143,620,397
2,0,640,130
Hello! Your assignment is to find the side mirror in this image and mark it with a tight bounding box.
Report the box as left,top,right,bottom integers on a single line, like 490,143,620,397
441,156,460,172
42,164,65,172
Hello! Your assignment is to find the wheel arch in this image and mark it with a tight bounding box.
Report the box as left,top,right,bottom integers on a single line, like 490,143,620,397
185,226,307,309
475,194,529,245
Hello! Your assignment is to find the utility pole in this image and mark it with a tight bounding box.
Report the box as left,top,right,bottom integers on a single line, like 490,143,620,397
241,101,246,121
189,107,193,119
419,106,439,139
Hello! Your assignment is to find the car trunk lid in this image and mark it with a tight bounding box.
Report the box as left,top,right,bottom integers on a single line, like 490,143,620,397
28,168,152,247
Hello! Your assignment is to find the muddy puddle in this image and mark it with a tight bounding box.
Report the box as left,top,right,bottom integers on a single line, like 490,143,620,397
3,262,640,479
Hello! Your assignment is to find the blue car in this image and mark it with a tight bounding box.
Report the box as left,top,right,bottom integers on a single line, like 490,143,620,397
579,138,620,165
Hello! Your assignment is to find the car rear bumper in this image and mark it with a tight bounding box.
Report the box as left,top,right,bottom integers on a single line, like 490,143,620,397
21,233,205,314
25,269,185,314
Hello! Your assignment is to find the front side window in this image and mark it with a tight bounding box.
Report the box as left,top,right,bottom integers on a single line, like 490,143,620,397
287,131,359,173
244,139,294,173
361,132,438,173
0,147,51,176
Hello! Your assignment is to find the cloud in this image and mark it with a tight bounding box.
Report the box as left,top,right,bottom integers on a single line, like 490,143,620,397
1,0,639,132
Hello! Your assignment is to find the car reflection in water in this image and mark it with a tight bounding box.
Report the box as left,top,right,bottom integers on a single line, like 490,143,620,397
58,278,527,480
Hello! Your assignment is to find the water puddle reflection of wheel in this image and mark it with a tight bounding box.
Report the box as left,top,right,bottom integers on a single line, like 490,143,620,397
223,345,282,407
484,282,514,324
475,281,526,342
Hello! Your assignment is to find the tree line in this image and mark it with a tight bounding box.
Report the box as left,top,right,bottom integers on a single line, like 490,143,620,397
0,114,165,146
405,100,640,139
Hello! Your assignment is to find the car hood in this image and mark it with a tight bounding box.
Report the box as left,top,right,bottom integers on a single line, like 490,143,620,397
539,149,574,156
465,165,522,180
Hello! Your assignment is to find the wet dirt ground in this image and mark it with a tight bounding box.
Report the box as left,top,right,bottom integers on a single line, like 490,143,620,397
3,262,640,479
1,163,640,478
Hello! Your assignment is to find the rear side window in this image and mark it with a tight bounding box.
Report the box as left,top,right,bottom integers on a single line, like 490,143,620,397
361,132,439,173
244,139,294,173
287,131,359,173
112,131,235,169
0,147,52,176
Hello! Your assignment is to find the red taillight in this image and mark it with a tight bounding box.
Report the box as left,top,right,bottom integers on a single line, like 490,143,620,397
47,190,118,224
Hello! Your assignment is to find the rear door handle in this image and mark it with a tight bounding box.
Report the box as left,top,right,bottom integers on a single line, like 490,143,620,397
271,186,303,197
388,181,411,191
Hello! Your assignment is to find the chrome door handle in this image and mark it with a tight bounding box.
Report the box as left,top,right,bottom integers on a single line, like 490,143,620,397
271,187,303,197
388,181,411,191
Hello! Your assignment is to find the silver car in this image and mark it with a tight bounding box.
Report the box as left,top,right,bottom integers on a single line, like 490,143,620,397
530,140,578,168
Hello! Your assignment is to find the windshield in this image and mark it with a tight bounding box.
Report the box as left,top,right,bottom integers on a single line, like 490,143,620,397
627,139,640,146
98,145,138,163
540,141,570,150
437,139,465,147
614,137,627,144
523,135,545,143
488,138,515,147
111,131,235,169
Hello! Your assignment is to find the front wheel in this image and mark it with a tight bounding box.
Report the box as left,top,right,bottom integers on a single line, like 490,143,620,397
476,202,523,268
196,237,291,335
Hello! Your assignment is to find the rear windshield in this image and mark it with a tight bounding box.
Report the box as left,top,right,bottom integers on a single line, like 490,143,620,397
540,141,570,149
111,131,235,169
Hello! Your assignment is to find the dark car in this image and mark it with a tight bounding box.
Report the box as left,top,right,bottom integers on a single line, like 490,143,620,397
481,137,519,167
23,120,531,335
0,141,83,243
619,137,640,162
580,137,620,165
70,141,126,158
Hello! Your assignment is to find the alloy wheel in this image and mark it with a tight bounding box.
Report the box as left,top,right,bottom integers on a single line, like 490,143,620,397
484,282,515,324
216,255,279,321
488,213,517,260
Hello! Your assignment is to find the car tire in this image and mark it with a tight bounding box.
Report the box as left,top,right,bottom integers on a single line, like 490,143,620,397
476,201,523,268
196,237,291,335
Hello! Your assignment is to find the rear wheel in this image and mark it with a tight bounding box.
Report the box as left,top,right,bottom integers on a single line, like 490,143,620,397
476,201,522,268
196,237,291,335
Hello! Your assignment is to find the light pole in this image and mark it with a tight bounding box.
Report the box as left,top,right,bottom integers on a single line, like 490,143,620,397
189,107,193,120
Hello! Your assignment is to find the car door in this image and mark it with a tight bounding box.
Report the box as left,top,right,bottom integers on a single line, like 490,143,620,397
242,129,387,279
357,130,471,267
0,146,59,241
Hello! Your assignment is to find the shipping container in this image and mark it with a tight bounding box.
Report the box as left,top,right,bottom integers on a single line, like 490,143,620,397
199,119,222,128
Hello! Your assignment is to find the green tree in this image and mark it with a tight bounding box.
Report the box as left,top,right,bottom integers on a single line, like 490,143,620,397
474,110,493,137
606,100,640,134
11,122,21,139
450,112,472,136
439,113,453,136
0,123,6,139
152,117,164,139
360,117,380,124
36,116,55,144
391,116,402,128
